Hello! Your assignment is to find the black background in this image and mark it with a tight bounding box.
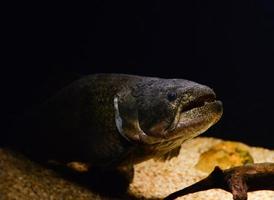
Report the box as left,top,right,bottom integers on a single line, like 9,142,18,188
3,1,274,148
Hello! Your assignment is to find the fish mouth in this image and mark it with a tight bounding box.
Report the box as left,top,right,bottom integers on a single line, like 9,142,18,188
180,93,216,113
166,94,223,141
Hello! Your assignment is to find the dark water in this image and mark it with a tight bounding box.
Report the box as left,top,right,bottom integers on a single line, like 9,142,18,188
2,0,274,148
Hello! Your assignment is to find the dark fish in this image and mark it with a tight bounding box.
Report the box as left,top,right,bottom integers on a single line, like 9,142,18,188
8,74,223,169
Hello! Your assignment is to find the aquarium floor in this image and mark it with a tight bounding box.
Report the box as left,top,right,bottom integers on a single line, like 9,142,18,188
0,137,273,200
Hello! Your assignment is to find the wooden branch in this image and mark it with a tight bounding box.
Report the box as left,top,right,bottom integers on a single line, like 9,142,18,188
163,163,274,200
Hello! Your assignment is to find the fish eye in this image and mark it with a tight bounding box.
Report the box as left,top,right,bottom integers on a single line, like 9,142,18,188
167,92,177,101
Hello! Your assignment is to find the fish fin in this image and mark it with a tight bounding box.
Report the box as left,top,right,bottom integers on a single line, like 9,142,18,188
156,146,181,161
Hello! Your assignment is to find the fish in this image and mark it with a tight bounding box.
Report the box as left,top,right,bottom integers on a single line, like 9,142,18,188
7,73,222,172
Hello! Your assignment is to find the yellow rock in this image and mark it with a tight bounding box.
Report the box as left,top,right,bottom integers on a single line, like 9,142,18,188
195,141,254,173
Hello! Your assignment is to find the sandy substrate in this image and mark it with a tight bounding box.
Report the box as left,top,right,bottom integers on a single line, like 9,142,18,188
130,137,274,200
0,137,273,200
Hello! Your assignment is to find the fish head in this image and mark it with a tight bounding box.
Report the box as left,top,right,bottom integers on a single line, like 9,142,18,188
114,77,223,146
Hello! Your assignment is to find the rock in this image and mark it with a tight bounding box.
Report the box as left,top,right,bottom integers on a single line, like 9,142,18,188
195,141,254,173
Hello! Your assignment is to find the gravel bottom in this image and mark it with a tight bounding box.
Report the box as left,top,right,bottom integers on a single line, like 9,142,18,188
0,137,273,200
130,137,274,200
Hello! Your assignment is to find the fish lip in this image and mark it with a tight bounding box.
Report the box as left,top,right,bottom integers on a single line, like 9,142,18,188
165,93,217,133
180,93,216,113
166,100,223,140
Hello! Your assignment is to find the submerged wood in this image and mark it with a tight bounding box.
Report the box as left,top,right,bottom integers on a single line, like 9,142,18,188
164,163,274,200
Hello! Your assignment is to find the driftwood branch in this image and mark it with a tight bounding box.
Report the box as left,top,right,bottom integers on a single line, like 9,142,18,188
164,163,274,200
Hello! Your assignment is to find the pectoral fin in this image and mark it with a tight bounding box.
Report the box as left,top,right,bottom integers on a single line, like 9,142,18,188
155,146,181,161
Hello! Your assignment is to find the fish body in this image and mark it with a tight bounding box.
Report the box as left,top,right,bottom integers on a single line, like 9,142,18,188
9,74,223,169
